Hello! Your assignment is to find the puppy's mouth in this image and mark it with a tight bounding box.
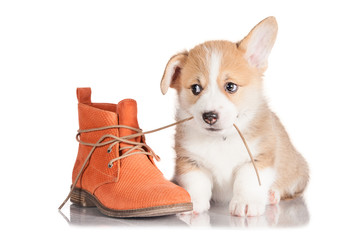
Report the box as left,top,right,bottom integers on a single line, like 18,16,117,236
206,128,222,132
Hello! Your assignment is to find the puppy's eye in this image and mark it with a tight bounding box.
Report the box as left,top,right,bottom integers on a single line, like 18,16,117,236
191,84,203,95
224,82,238,93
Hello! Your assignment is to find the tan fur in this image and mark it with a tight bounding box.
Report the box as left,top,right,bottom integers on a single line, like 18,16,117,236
162,16,309,201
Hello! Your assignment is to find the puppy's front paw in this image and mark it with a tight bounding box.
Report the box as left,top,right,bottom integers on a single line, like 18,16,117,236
229,198,266,217
192,198,210,214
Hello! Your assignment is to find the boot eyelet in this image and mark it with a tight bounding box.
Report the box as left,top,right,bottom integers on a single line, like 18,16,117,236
108,163,113,168
107,149,112,153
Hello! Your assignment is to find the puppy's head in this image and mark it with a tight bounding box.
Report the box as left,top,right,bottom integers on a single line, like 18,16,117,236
161,17,278,135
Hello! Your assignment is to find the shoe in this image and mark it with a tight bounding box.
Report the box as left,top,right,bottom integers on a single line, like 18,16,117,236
60,88,192,217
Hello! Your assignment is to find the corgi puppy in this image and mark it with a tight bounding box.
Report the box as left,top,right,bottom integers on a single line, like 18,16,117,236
160,17,309,217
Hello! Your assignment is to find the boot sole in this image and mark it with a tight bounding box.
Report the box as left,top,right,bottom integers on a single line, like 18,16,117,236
70,187,193,218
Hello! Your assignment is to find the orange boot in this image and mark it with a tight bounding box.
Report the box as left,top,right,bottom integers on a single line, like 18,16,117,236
59,88,192,217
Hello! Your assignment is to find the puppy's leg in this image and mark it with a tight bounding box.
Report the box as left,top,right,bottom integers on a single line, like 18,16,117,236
176,169,213,214
229,163,275,217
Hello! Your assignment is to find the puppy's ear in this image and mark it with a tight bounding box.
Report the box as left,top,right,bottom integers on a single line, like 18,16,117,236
237,16,278,70
160,51,188,95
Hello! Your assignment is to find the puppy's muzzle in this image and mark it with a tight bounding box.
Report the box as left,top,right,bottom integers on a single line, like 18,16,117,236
202,111,218,125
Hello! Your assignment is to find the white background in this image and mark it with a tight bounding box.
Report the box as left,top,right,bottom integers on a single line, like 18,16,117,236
1,0,360,239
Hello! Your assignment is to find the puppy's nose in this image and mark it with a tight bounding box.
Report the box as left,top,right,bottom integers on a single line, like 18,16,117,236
202,111,218,125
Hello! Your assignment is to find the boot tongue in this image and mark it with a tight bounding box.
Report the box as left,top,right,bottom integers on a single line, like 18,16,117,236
117,99,157,162
117,99,141,143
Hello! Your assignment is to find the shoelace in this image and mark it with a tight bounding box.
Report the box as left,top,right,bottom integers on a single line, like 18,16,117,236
58,117,260,210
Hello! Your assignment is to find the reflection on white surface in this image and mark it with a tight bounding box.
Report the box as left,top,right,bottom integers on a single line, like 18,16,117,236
62,197,309,228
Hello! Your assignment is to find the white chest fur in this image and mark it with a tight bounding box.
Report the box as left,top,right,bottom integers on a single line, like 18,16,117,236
180,129,258,202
